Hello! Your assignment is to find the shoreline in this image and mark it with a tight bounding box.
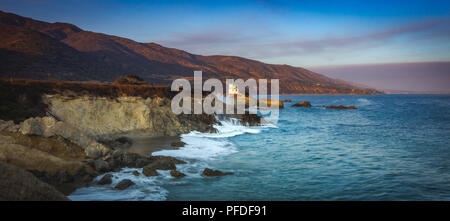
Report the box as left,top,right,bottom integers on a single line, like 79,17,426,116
126,135,183,156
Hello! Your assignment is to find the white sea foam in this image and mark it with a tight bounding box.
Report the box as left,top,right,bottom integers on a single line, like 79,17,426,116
153,118,263,160
69,168,170,201
69,117,269,201
153,136,237,160
357,98,373,106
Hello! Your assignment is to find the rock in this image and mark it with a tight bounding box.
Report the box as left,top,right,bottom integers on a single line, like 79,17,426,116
97,174,112,185
0,120,16,132
0,161,68,201
150,155,186,164
0,134,15,144
146,156,186,171
94,160,110,172
85,142,110,159
99,137,133,149
240,113,263,126
4,132,87,160
0,135,97,194
142,166,158,177
132,170,140,176
292,101,311,107
170,170,186,178
0,141,85,177
202,168,233,176
114,179,135,190
55,170,74,183
45,95,219,137
18,116,111,159
325,105,357,109
171,141,186,147
282,99,292,102
106,150,152,168
218,113,263,126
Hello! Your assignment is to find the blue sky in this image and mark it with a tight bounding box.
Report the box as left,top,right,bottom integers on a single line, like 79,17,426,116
1,0,449,90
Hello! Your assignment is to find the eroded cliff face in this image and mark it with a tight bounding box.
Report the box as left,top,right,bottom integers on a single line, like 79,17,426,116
44,95,217,138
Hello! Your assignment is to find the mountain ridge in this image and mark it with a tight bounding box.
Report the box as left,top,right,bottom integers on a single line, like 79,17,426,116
0,10,378,94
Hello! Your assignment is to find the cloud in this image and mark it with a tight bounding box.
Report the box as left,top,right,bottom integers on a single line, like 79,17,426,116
280,18,447,49
155,17,450,62
309,61,450,91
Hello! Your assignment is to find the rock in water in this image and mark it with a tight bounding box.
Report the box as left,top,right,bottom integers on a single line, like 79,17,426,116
202,168,233,176
97,174,112,185
132,170,140,176
114,179,135,190
145,156,186,170
326,105,357,109
292,101,311,107
171,141,186,147
142,166,158,177
170,170,186,178
0,161,68,201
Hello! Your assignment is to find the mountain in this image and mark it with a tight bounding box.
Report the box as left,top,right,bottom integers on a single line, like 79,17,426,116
0,11,378,94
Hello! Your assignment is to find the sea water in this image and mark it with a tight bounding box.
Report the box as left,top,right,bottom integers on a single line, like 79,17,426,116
69,95,450,201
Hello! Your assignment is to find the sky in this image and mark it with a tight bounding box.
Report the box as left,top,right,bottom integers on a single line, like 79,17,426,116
1,0,449,91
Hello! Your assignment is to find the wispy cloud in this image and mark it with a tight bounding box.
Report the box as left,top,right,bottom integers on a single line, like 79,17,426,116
265,17,449,54
155,17,450,63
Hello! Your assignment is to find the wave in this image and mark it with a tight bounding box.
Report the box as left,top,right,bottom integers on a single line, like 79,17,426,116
357,98,373,106
69,168,170,201
153,136,238,160
69,116,269,201
153,117,266,160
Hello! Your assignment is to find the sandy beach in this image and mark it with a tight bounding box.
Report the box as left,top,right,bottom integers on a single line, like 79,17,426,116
126,135,183,156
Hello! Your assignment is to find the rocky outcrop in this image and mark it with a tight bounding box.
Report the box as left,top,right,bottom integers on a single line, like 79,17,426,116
293,101,311,107
170,170,186,178
142,156,186,177
104,149,153,169
202,168,233,176
144,156,186,170
171,141,185,147
18,116,110,159
326,105,358,109
0,134,86,175
142,166,158,177
0,120,19,132
0,133,98,194
217,113,264,126
94,160,110,172
98,137,133,149
0,161,68,201
97,174,112,185
0,92,257,199
114,179,135,190
44,95,218,138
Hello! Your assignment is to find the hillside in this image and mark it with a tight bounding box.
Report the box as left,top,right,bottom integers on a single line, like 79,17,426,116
0,11,378,94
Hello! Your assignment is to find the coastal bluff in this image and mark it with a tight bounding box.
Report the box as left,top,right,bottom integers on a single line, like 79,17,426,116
44,94,217,138
0,78,263,200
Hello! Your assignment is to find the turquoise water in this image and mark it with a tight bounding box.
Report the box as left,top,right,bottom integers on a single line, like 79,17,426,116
70,95,450,201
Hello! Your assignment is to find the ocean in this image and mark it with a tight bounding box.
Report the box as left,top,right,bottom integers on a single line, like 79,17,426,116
69,94,450,201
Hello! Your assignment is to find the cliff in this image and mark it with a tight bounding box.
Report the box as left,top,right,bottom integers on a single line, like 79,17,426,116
44,94,217,138
0,77,263,199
